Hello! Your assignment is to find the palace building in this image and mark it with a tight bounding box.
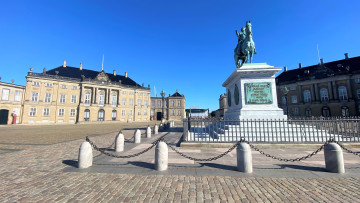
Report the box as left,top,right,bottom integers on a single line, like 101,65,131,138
0,81,25,124
21,60,151,124
276,54,360,117
150,90,186,121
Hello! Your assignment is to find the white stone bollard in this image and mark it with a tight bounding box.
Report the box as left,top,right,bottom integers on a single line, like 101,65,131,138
172,121,175,127
134,129,141,143
115,132,124,152
237,143,253,173
78,141,93,169
155,141,168,171
146,126,152,138
324,143,345,173
154,125,159,134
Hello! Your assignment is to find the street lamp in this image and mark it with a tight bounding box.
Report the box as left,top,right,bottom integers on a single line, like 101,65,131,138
160,89,166,121
281,86,289,117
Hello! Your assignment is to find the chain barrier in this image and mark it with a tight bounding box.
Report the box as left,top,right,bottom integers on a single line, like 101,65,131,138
164,140,240,162
334,140,360,157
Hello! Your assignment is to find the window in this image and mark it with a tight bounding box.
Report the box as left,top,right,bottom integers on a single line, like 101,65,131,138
151,100,155,107
357,89,360,99
138,110,141,116
178,100,181,107
29,108,36,116
14,91,21,101
178,110,181,116
2,89,10,100
282,96,287,104
44,93,51,103
322,107,331,117
338,86,348,101
290,86,296,91
355,78,360,84
98,109,105,121
157,100,161,107
111,94,117,106
128,110,133,116
60,84,67,89
43,108,50,116
122,98,126,105
171,100,175,107
341,106,349,117
305,108,312,117
144,110,147,116
129,99,133,106
144,100,148,106
70,109,76,117
171,110,175,116
85,92,91,105
130,92,134,95
84,109,90,121
71,95,77,104
122,91,126,94
292,107,299,116
32,81,40,86
112,110,117,120
72,86,77,90
45,83,53,87
320,88,329,103
138,99,142,106
121,110,126,116
99,93,105,105
291,95,297,103
303,90,311,103
59,94,66,103
31,92,38,102
58,109,65,116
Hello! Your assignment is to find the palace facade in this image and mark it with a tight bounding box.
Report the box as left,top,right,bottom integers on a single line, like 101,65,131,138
150,90,186,121
0,81,25,124
7,60,151,124
276,54,360,117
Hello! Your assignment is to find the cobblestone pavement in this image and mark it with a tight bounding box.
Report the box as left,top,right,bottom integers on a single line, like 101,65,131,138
1,125,360,202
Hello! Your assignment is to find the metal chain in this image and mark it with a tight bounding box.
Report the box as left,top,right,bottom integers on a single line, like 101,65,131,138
86,135,163,158
164,140,240,162
334,141,360,157
245,139,335,162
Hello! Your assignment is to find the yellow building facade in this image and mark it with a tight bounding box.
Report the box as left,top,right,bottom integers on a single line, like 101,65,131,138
22,61,151,124
0,81,25,124
150,90,186,121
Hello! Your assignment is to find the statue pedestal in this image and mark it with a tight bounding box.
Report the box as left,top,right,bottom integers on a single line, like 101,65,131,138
222,63,286,120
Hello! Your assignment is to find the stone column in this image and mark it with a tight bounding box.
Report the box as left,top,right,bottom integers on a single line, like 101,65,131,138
117,90,121,106
298,85,303,104
347,79,353,99
115,132,124,152
314,83,319,101
237,143,252,173
134,129,141,143
155,141,168,171
81,85,84,103
78,141,93,168
311,84,316,102
328,82,334,100
324,143,345,173
146,126,151,138
332,81,338,100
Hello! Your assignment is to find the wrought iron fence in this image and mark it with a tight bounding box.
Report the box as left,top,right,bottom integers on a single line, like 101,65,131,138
183,117,360,143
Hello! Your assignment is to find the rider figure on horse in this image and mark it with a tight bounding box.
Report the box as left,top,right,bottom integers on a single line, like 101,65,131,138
234,21,257,68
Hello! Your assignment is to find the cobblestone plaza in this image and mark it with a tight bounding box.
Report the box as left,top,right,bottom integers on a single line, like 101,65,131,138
0,123,360,202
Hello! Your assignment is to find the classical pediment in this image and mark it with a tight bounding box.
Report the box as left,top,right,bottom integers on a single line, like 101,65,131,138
95,71,110,82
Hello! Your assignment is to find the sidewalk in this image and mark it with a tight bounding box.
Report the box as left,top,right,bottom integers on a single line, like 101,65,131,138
1,126,360,202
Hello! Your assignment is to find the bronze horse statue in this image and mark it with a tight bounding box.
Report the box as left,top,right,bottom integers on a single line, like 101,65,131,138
234,21,257,68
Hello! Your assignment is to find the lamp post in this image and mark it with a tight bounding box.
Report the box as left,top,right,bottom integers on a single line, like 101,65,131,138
160,89,166,121
281,86,289,117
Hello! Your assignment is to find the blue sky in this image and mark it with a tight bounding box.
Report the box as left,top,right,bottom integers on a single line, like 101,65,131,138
1,0,359,111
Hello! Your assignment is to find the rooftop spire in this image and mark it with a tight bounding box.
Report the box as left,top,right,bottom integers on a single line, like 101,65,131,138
101,54,104,71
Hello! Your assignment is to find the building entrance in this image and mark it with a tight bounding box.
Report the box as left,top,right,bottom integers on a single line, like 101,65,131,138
0,109,9,125
156,112,162,121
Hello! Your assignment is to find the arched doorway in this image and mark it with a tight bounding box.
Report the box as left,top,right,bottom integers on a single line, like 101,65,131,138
98,109,105,121
0,109,9,125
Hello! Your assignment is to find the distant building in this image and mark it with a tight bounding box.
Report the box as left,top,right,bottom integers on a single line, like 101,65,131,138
150,90,186,121
186,108,209,119
276,54,360,117
214,93,227,119
22,60,151,124
0,81,25,124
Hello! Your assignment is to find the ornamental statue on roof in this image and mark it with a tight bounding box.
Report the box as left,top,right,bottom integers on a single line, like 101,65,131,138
234,21,257,68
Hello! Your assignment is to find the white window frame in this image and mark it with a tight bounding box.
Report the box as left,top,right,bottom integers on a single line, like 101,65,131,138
14,90,21,101
144,100,148,106
112,110,117,120
70,109,76,117
320,88,329,103
45,83,53,87
129,99,133,106
58,109,65,116
43,108,50,116
44,93,51,103
59,94,66,104
29,107,37,116
122,98,126,106
31,92,38,102
32,81,40,86
111,94,117,107
138,110,141,116
71,95,77,104
138,99,141,106
178,100,181,107
303,90,311,103
85,92,91,105
144,110,147,116
291,95,297,104
128,110,133,116
338,86,348,101
121,110,126,116
98,93,105,105
2,89,10,100
178,110,181,116
60,84,67,89
72,86,78,90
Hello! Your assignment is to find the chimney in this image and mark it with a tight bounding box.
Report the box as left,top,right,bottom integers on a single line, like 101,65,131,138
125,72,128,78
320,58,324,65
148,84,150,88
345,53,349,59
29,67,33,72
284,66,287,72
63,60,66,68
176,89,178,93
11,79,14,84
43,68,46,73
113,69,116,76
299,63,302,69
80,63,83,70
142,83,144,87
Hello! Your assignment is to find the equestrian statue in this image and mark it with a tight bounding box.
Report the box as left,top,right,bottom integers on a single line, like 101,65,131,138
234,21,257,68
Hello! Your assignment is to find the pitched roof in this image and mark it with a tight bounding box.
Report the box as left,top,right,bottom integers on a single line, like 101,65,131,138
45,66,141,87
276,56,360,85
171,92,184,97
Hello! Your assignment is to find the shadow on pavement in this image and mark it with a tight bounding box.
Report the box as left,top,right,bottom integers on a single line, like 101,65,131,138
63,160,78,167
128,161,154,169
277,164,326,172
199,163,237,171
